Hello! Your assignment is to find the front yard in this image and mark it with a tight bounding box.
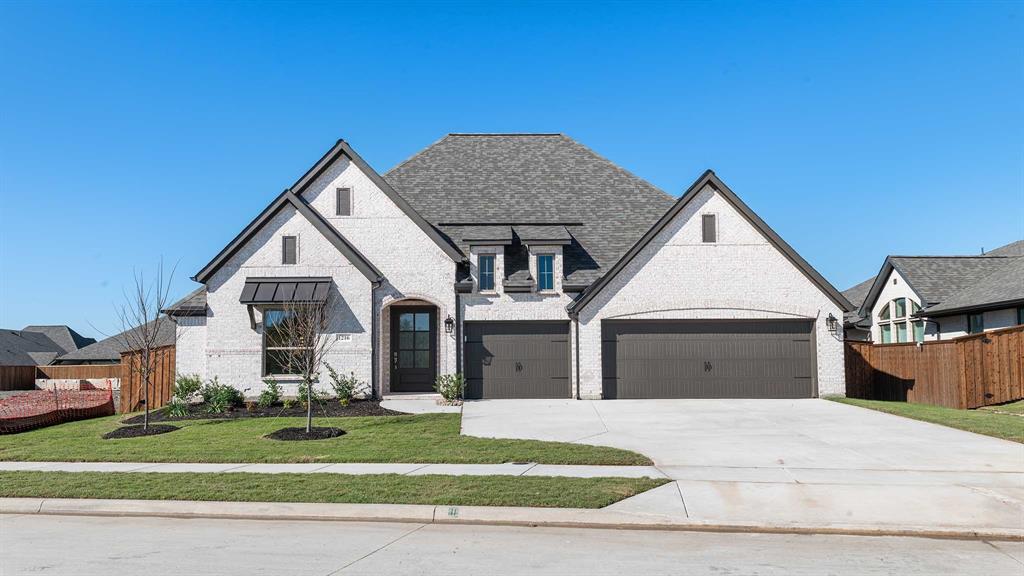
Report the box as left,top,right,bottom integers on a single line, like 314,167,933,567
0,412,651,465
830,398,1024,443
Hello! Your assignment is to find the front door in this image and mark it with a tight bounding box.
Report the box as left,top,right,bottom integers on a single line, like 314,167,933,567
390,307,437,393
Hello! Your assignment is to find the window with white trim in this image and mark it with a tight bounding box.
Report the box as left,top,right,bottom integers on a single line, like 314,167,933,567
478,255,495,292
877,297,921,344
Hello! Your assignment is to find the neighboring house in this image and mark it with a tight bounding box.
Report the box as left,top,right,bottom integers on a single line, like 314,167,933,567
165,134,851,400
0,325,95,366
844,240,1024,343
52,318,176,365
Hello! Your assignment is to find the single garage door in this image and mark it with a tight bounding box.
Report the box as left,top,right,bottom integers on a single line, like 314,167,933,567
464,321,570,399
602,319,815,399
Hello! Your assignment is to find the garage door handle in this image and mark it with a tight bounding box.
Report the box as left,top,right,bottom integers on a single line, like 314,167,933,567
704,361,712,372
515,362,523,372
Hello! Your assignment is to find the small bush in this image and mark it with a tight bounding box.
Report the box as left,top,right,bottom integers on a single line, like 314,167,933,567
434,373,466,403
283,398,298,409
326,363,365,406
165,397,189,418
173,373,203,402
245,401,258,414
258,378,282,408
297,380,324,407
201,377,244,414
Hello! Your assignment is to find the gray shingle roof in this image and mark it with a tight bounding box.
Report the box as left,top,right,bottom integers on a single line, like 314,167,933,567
890,256,1009,307
163,286,207,317
841,277,875,326
385,134,676,285
922,256,1024,315
21,325,95,353
54,317,176,364
985,240,1024,257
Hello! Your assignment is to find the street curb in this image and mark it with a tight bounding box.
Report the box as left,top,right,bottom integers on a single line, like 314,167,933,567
2,498,1021,541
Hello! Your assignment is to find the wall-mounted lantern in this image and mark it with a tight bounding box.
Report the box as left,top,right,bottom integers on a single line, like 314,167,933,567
826,313,839,336
444,314,455,334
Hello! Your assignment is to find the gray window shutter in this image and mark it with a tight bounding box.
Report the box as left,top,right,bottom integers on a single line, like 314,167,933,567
282,236,297,264
702,214,717,243
336,188,352,216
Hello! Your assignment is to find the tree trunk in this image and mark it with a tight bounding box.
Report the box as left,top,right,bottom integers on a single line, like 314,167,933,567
305,377,313,434
142,353,150,431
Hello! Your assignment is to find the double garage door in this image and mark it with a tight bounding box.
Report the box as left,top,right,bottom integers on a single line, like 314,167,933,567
602,319,816,399
463,319,815,399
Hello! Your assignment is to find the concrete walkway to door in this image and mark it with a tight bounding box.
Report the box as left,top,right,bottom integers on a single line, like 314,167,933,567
461,399,1024,533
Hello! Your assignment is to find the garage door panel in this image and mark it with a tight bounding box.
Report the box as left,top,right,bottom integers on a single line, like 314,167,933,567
603,319,815,399
465,321,570,399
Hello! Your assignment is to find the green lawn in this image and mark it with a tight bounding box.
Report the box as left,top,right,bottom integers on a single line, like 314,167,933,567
0,413,651,465
979,399,1024,416
830,398,1024,443
0,471,667,508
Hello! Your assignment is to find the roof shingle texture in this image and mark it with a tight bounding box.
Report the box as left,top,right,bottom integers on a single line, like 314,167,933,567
0,326,95,366
55,317,176,364
923,256,1024,314
890,256,1010,307
384,134,675,285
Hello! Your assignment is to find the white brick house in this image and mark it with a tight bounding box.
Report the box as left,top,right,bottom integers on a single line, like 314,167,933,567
166,134,851,399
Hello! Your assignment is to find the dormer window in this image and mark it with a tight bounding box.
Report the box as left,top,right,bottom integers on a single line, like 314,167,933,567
537,254,554,291
478,255,495,291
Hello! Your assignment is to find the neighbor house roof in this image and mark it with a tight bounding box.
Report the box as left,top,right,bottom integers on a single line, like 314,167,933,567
855,239,1024,319
54,317,176,364
384,134,677,286
0,325,95,366
841,277,875,327
920,255,1024,316
567,170,853,314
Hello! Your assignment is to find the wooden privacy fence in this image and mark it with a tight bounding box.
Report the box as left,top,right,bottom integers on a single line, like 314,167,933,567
119,345,176,413
36,365,122,381
846,325,1024,409
0,366,37,391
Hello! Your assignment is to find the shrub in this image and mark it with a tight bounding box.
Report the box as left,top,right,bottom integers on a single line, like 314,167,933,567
434,373,466,403
326,363,365,406
201,377,244,414
165,397,189,418
173,373,203,402
297,380,324,407
282,397,298,409
258,378,282,408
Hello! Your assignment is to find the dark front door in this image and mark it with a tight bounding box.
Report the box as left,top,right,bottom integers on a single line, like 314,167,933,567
390,307,437,393
464,321,570,399
601,319,815,399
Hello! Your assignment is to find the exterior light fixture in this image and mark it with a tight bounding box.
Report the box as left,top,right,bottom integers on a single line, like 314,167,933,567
444,314,455,334
826,313,839,335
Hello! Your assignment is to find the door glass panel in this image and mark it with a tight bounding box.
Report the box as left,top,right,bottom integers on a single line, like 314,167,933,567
415,350,429,368
414,332,429,350
415,313,430,331
399,332,413,349
399,313,415,331
399,351,414,368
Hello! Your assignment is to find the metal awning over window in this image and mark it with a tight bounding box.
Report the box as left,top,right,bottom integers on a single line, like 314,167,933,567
239,277,332,304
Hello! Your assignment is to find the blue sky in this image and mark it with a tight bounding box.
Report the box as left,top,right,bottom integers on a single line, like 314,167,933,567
1,1,1021,338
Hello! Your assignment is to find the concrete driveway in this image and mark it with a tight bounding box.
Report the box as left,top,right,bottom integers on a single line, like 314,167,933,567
461,399,1024,533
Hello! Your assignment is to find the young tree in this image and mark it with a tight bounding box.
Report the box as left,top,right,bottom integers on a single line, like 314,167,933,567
113,261,176,431
266,293,334,434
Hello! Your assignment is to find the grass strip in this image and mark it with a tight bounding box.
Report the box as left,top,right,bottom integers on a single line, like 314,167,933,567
830,398,1024,443
0,471,668,509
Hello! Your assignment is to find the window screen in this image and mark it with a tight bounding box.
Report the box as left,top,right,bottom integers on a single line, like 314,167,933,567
282,236,297,265
336,188,352,216
702,214,717,243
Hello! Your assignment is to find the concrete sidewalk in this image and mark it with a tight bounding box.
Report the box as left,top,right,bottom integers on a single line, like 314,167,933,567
2,497,1020,541
0,460,665,478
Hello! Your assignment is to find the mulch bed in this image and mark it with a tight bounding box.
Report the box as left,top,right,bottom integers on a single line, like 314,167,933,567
121,399,407,424
265,427,346,441
102,424,180,440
